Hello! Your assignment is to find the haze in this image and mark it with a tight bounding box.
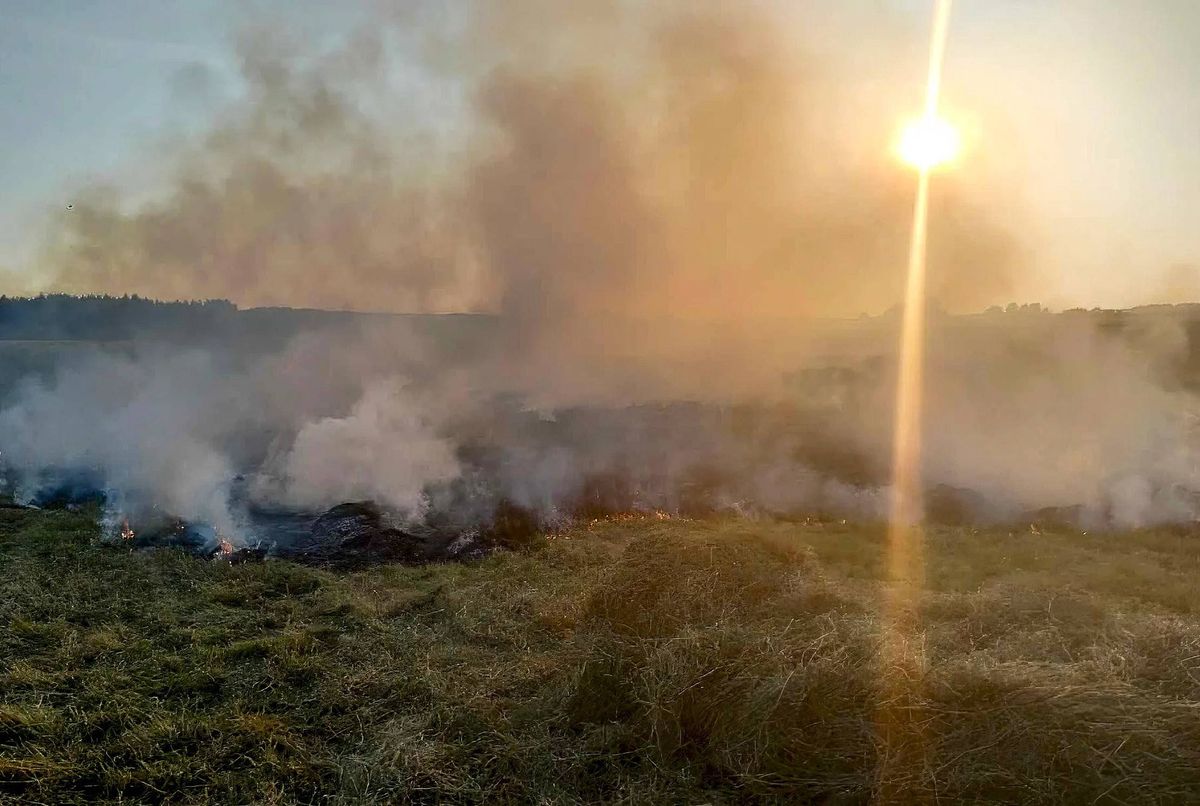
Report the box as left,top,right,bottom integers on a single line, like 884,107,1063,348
1,0,1197,314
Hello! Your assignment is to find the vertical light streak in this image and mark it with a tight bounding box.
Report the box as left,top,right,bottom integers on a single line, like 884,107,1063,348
877,1,953,800
893,0,953,546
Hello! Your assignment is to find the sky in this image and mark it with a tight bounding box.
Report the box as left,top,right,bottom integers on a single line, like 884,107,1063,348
1,0,1198,311
0,0,362,266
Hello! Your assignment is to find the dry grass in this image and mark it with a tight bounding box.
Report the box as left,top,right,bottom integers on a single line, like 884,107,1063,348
2,509,1200,803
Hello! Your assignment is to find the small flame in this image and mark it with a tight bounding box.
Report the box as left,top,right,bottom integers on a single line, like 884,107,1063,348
120,519,135,542
584,510,678,527
215,536,234,560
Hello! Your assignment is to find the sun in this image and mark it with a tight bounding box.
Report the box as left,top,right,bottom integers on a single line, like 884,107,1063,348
896,115,961,171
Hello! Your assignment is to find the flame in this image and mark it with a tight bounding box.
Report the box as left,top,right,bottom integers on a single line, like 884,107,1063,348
120,519,135,542
215,535,234,560
589,510,676,526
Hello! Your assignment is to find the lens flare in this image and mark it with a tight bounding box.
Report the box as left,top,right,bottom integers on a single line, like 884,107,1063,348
876,0,954,798
897,115,961,170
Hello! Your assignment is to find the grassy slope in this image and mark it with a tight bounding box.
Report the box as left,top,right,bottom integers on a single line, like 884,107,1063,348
2,509,1200,804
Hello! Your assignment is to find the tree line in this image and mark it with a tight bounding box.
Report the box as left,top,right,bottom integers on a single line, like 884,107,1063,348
0,294,237,341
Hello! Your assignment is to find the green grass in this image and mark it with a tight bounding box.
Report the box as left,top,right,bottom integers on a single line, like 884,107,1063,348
2,509,1200,803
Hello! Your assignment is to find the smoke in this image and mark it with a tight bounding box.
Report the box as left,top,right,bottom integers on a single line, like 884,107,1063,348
40,25,477,313
256,378,458,513
3,2,1199,538
40,2,1019,321
0,349,240,531
2,307,1200,537
919,313,1200,528
34,1,1026,403
0,325,465,532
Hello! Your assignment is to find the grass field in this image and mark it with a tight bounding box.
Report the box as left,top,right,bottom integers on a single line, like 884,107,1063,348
3,507,1200,803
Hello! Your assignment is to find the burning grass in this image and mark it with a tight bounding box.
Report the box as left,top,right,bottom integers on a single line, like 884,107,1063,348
2,508,1200,802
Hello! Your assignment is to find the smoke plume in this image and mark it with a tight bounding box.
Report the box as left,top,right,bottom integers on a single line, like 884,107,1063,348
3,2,1198,539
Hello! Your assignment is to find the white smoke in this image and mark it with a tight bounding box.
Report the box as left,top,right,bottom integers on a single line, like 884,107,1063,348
0,349,238,532
0,339,462,539
254,378,459,515
1,308,1199,538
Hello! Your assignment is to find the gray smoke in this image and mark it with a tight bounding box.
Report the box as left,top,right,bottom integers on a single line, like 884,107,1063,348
3,3,1198,537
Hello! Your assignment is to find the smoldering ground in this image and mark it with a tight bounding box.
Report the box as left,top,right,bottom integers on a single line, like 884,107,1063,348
4,2,1200,547
5,305,1200,551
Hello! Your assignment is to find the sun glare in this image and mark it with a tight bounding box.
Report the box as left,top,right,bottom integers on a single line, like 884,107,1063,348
897,115,961,170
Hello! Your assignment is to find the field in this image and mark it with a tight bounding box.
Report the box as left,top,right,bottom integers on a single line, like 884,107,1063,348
2,508,1200,804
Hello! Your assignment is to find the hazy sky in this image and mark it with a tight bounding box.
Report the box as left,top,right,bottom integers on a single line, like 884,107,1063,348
2,0,1198,311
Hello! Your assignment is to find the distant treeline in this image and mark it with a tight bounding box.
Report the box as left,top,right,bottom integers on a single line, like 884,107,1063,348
0,294,497,352
0,295,238,341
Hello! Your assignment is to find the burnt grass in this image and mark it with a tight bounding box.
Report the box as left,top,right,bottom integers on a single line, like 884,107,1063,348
2,509,1200,804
